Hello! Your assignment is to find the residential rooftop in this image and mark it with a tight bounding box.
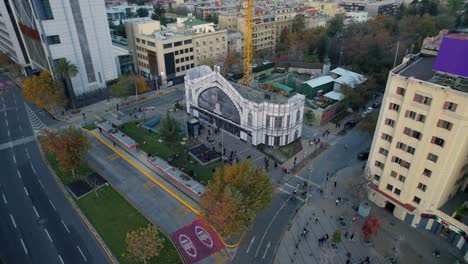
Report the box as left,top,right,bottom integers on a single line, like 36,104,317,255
142,30,191,41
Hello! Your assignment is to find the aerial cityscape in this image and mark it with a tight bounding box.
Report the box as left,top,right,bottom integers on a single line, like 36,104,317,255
0,0,466,263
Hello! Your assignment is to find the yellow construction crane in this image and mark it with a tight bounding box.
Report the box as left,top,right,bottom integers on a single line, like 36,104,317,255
242,0,254,85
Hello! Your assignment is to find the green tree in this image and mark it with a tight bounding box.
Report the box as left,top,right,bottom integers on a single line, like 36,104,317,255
200,160,274,237
152,3,166,20
137,8,149,17
332,229,342,243
110,74,133,101
159,111,180,142
327,15,344,36
292,14,306,33
115,21,127,38
125,225,164,264
447,0,464,14
53,58,78,109
340,86,367,112
126,9,135,19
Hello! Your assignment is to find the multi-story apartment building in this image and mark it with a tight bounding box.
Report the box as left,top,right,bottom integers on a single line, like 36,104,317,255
126,15,227,84
306,1,346,17
107,4,154,26
367,32,468,259
0,0,28,69
3,0,117,104
340,0,402,17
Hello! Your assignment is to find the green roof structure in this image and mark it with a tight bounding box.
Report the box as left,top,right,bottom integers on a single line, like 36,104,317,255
183,18,209,27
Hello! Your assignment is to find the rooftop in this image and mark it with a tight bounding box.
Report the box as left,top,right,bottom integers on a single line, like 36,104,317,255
142,30,190,41
183,18,210,27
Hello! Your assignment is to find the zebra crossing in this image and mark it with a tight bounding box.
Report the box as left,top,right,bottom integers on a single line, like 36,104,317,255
25,103,46,133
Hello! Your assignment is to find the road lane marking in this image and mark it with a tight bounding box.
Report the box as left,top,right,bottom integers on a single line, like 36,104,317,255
293,175,321,188
77,246,88,262
17,170,21,179
38,179,44,189
262,241,271,259
277,188,305,202
12,154,16,163
20,239,28,255
32,206,40,218
44,228,53,243
24,187,29,196
31,163,36,174
254,196,292,258
10,214,17,228
61,220,70,233
5,119,8,127
2,194,7,204
58,255,64,264
25,148,30,159
246,236,255,253
7,130,10,137
49,200,56,211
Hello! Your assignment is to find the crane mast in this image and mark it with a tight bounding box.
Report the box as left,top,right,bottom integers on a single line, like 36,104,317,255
242,0,254,85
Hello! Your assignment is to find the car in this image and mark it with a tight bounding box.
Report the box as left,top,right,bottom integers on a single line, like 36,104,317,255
362,107,374,117
372,102,380,108
344,120,357,128
252,63,258,68
262,60,272,65
357,151,369,160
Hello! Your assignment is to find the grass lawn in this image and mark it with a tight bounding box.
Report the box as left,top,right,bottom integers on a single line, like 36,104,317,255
82,122,97,131
77,186,181,264
45,152,93,185
120,121,221,184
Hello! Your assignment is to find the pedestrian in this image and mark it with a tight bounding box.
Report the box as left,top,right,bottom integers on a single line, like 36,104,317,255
274,162,278,168
334,181,337,188
336,199,340,206
315,216,319,223
344,144,348,151
344,231,348,239
365,256,370,263
318,238,322,246
325,234,329,240
350,233,355,241
326,171,330,177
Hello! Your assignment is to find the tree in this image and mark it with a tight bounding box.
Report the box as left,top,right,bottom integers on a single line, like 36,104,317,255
447,0,464,14
362,217,383,241
304,110,316,126
332,229,342,243
357,115,377,135
40,127,90,178
327,15,344,36
292,14,305,33
53,58,78,109
340,86,367,112
110,74,133,101
115,21,127,38
81,175,101,199
125,225,164,264
200,160,274,237
152,3,166,20
348,168,372,207
136,74,149,94
137,8,149,18
22,71,68,111
126,9,135,19
222,51,240,75
159,111,180,142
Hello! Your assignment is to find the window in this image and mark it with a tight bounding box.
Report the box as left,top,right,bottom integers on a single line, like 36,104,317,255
427,153,438,163
375,160,384,169
431,136,445,147
389,103,400,112
40,0,54,19
413,196,421,204
381,133,393,143
406,110,417,120
190,55,194,60
393,156,402,165
142,40,146,44
274,116,283,128
423,168,432,177
406,146,415,155
437,120,453,131
417,183,427,192
136,38,141,43
443,101,458,112
247,112,253,126
390,171,398,178
396,87,406,96
392,156,410,169
163,43,172,49
147,41,155,47
286,115,290,127
175,50,179,55
176,59,179,63
180,49,184,54
403,127,422,140
190,47,193,52
385,118,395,127
417,114,426,123
266,115,271,127
174,41,182,47
184,39,192,45
374,174,381,181
396,142,407,150
386,184,394,191
181,57,185,62
296,110,301,123
379,148,389,156
185,48,189,53
413,94,432,106
398,175,406,182
46,35,61,45
394,188,401,195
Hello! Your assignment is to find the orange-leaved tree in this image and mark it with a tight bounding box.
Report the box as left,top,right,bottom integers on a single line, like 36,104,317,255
200,160,273,237
137,74,149,94
40,127,90,178
362,217,383,241
22,71,68,110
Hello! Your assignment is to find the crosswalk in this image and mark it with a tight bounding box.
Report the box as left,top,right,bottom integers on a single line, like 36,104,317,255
24,103,46,133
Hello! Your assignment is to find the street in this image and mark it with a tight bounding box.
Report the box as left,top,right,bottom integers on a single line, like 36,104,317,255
0,75,111,264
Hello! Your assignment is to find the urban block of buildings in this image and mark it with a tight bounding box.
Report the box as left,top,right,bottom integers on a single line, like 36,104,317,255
185,65,305,147
367,31,468,260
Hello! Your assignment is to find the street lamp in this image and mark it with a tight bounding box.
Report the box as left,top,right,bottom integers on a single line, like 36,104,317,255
160,71,165,90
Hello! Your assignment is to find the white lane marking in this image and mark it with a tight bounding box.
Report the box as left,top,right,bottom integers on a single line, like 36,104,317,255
17,170,21,179
44,228,53,243
58,254,64,264
262,241,271,259
255,197,292,257
23,187,29,196
5,119,8,127
7,130,10,137
293,174,322,188
38,179,44,189
246,236,255,253
9,142,12,148
277,188,305,202
20,239,28,255
77,246,88,262
10,214,17,228
49,200,56,211
61,220,70,233
31,163,36,174
12,154,16,163
26,148,30,159
2,194,7,204
32,206,40,218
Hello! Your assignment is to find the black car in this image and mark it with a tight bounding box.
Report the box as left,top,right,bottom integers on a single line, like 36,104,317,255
357,151,369,160
344,120,357,128
372,102,380,108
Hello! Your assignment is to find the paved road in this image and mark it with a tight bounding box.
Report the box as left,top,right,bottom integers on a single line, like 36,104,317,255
233,127,372,264
121,88,184,115
0,75,111,264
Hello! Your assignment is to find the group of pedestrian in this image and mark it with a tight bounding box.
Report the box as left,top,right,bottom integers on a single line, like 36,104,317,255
318,233,329,247
335,122,342,128
344,231,355,241
322,129,331,138
335,196,342,206
301,228,310,238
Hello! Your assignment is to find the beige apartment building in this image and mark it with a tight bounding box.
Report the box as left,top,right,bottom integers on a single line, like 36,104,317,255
367,32,468,259
306,1,346,16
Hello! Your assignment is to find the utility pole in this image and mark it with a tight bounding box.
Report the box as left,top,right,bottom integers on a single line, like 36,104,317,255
393,41,400,68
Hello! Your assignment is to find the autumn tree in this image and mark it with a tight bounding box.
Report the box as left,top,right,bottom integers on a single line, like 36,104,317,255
22,71,68,111
362,217,383,241
222,51,240,76
159,111,179,142
110,74,133,101
125,225,164,264
136,74,149,94
40,127,90,178
200,160,274,237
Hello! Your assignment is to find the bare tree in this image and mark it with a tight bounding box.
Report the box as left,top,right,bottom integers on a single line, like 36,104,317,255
348,167,372,206
391,235,405,263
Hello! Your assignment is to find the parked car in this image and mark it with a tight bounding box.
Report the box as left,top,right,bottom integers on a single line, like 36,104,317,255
252,63,258,68
262,60,272,65
357,151,370,160
362,107,374,117
372,102,380,108
344,120,357,128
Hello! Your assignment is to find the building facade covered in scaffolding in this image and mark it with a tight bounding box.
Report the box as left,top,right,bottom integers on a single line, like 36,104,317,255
185,65,305,147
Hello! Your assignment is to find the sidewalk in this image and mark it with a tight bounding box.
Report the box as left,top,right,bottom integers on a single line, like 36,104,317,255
274,164,461,264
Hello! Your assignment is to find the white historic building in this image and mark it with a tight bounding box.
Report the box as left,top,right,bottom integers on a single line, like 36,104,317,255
185,66,305,146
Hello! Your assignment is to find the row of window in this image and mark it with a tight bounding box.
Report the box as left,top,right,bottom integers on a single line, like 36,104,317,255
391,156,411,169
175,48,193,55
385,182,427,195
176,63,195,73
175,56,193,64
264,111,301,128
395,87,459,112
381,131,445,147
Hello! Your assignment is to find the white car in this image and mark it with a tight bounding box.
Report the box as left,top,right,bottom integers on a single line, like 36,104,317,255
362,107,374,117
262,60,272,65
252,63,258,68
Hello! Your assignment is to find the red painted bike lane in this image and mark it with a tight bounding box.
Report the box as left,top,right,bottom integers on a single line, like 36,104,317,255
171,219,225,264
